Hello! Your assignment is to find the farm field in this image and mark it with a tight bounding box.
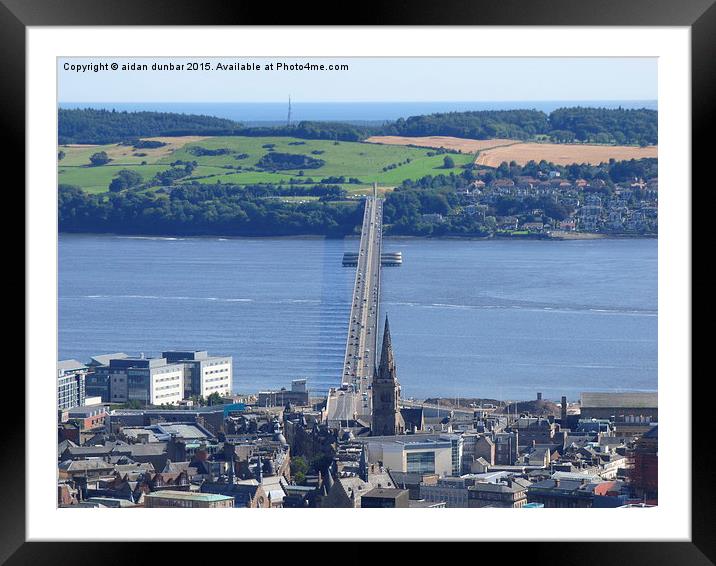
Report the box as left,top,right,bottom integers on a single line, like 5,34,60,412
59,136,209,166
58,164,174,194
366,135,516,153
58,135,475,194
366,134,658,166
475,142,658,166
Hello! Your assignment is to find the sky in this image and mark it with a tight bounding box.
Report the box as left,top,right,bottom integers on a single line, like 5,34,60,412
58,57,657,103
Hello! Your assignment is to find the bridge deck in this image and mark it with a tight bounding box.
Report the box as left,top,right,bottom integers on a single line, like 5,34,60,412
326,195,383,424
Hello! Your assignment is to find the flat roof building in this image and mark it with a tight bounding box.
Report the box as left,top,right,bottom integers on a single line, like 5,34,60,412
86,353,129,401
467,477,532,508
58,360,88,411
143,490,234,508
258,379,310,408
360,488,410,508
370,438,454,477
580,392,657,421
162,350,232,399
108,357,185,406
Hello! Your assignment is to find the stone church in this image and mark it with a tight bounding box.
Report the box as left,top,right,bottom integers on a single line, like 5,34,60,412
371,317,405,436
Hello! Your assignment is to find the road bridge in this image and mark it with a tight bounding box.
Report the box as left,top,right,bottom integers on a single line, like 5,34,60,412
326,187,385,425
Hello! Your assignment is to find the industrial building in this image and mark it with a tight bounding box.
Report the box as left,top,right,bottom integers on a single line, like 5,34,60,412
580,392,658,422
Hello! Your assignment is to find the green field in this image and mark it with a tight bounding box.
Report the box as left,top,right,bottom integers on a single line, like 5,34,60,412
58,164,173,194
58,136,475,194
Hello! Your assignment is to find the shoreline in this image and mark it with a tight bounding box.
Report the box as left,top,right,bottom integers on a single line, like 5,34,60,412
58,230,658,242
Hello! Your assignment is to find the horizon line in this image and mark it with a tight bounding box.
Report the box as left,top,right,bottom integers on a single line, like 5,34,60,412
59,98,658,105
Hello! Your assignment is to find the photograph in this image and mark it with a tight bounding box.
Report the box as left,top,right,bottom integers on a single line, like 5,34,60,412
4,4,704,557
55,55,660,511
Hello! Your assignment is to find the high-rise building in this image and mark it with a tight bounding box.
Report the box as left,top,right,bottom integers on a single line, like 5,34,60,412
371,317,405,436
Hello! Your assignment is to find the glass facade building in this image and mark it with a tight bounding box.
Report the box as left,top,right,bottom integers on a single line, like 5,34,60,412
406,451,436,474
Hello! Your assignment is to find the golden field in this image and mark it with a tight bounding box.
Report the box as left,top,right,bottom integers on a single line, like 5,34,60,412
365,135,657,166
474,142,658,166
365,135,516,154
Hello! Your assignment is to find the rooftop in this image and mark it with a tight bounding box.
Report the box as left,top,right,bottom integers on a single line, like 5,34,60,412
363,488,408,499
58,359,87,372
89,353,128,366
66,404,107,417
581,392,657,409
144,490,233,502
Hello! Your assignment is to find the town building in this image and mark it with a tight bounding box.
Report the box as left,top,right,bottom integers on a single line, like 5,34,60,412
108,403,245,434
527,478,596,508
360,487,410,508
85,353,128,401
143,490,234,508
628,425,658,502
369,438,454,477
58,360,88,410
162,350,232,399
493,431,519,465
107,356,185,406
419,476,477,508
200,481,270,508
258,379,310,407
580,392,658,422
467,477,531,508
62,404,108,431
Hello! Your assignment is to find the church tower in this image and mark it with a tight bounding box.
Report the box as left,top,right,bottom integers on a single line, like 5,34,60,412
371,316,405,436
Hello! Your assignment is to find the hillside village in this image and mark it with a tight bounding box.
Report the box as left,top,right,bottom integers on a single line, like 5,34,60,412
431,170,658,236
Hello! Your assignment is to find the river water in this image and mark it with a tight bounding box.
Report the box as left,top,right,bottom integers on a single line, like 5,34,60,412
58,234,657,401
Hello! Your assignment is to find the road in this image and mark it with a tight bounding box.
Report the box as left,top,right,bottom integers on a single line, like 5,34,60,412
326,194,383,425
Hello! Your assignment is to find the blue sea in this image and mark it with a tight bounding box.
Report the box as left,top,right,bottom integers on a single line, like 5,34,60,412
58,100,658,125
58,235,657,402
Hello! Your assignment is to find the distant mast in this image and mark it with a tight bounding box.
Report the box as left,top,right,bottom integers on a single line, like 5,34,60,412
287,95,292,127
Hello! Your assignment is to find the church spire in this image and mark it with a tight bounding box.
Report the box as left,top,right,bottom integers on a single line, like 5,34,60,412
378,315,395,376
371,315,404,436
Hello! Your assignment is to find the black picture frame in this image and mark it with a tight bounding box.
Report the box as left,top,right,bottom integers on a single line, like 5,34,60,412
6,0,706,563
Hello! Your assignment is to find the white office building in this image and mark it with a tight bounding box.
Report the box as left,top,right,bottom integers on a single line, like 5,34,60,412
162,351,233,398
108,357,184,406
368,438,454,477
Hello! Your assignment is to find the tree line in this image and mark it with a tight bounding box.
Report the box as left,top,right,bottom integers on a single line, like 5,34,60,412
58,183,362,237
59,107,658,145
59,108,243,144
58,156,657,238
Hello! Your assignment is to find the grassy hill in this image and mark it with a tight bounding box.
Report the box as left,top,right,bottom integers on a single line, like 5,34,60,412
58,135,474,194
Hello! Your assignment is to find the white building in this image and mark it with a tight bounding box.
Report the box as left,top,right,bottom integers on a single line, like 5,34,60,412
367,438,454,477
162,351,233,398
108,357,185,406
58,359,88,410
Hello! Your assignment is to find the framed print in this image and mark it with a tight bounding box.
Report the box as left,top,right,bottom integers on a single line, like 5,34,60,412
6,0,709,562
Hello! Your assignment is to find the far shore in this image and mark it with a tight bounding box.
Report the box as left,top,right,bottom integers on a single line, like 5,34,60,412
59,231,658,242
